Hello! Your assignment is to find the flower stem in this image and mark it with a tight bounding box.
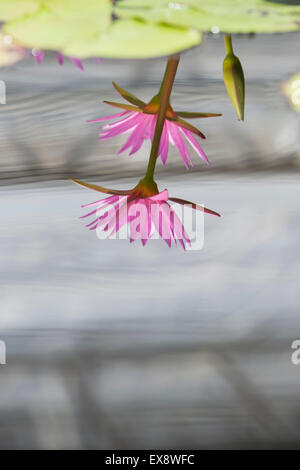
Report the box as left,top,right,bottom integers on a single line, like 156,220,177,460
224,34,233,55
144,56,180,182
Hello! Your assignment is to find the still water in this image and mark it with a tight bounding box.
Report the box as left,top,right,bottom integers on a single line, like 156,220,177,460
0,32,300,449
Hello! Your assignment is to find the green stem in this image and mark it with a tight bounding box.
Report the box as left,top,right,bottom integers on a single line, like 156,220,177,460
158,60,171,94
224,34,233,55
144,56,180,182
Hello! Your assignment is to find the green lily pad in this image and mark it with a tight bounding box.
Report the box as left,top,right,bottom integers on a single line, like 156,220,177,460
0,0,40,22
4,5,111,51
2,0,112,51
115,0,300,33
0,0,201,59
63,19,201,59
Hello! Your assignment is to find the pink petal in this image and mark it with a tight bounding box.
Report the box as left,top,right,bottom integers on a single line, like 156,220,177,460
86,212,108,228
160,204,174,246
169,206,191,245
158,124,169,165
90,201,121,231
80,208,98,219
56,52,64,65
81,194,120,208
70,57,84,71
109,199,130,236
149,114,157,142
33,50,45,64
128,200,150,241
87,111,129,123
161,202,191,249
151,203,168,244
180,128,209,164
168,122,191,169
129,116,153,155
102,197,129,235
101,112,138,130
149,189,169,203
144,114,156,140
100,114,141,140
118,118,149,155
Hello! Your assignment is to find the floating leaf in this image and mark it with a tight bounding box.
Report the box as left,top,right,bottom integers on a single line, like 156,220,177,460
0,0,40,22
0,0,202,59
63,19,201,59
2,1,112,51
115,0,300,33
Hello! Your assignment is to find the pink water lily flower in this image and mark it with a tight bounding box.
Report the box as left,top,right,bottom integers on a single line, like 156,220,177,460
32,49,103,70
71,178,220,250
88,82,221,169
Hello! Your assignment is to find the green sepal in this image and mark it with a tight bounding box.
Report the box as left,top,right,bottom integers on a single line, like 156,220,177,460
112,82,146,107
70,178,131,195
103,101,142,112
172,118,206,139
169,197,221,217
176,111,222,119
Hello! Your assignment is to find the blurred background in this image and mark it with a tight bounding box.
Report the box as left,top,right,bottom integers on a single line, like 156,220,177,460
0,31,300,449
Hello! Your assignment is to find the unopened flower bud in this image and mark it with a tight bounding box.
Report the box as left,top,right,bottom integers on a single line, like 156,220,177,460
223,35,245,121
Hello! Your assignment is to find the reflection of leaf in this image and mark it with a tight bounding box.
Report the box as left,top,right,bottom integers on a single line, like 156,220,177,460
0,0,201,59
282,73,300,112
115,0,300,33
